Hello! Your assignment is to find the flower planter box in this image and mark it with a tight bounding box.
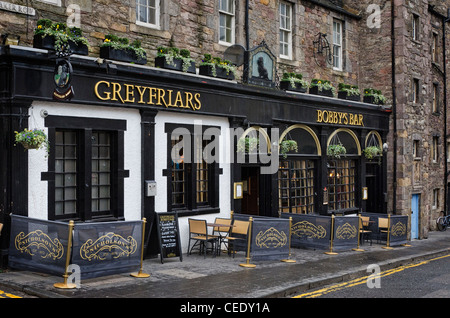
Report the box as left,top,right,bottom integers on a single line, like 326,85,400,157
100,46,147,65
280,81,307,93
33,34,88,55
155,56,196,74
309,86,334,97
338,91,360,102
363,95,384,105
199,64,235,80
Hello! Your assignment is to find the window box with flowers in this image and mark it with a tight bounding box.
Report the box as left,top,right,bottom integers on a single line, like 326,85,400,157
309,79,336,97
100,34,147,64
337,83,360,101
33,19,89,55
14,129,49,156
155,47,196,73
199,54,236,80
280,72,309,93
363,88,386,105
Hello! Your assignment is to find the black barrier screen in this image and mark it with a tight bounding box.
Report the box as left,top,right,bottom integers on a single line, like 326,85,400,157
250,218,290,261
388,215,408,246
281,213,331,250
332,216,359,251
71,220,142,279
9,215,70,276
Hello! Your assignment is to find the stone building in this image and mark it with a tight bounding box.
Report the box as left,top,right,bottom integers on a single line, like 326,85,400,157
0,0,449,268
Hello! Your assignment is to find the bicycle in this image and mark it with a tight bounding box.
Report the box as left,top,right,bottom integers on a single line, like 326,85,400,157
436,211,450,231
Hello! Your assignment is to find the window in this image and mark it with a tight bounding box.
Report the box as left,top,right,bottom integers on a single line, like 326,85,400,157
165,124,220,215
136,0,160,28
432,189,440,210
432,32,438,62
219,0,235,45
36,0,61,6
412,14,419,41
432,84,438,113
333,19,343,70
45,116,127,221
278,160,315,214
327,160,356,211
412,78,419,103
413,140,420,159
279,1,292,59
432,136,439,163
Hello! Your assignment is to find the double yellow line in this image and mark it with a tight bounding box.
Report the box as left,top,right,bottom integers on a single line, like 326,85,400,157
0,290,22,298
294,253,450,298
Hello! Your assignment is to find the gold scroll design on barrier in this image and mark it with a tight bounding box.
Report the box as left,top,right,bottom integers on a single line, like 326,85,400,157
291,220,327,239
15,230,64,260
80,232,138,261
335,222,358,240
390,222,406,237
255,227,288,249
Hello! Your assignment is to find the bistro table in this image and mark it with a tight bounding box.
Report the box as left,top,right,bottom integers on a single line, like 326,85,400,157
207,222,235,256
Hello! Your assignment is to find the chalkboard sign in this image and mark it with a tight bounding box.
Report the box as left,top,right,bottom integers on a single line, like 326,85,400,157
156,212,182,263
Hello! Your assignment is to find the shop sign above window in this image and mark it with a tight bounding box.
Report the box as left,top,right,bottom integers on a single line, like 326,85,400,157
244,41,276,88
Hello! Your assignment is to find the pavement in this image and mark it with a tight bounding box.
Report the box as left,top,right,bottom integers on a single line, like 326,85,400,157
1,229,450,299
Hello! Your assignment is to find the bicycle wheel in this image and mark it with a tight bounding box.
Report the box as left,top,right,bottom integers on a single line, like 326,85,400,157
437,217,447,231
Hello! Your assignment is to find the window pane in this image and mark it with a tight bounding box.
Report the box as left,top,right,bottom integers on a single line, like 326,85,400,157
92,131,111,213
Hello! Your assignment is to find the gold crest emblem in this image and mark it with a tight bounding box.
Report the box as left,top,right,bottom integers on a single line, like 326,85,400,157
335,222,357,240
390,222,406,236
80,232,138,261
15,230,64,260
255,227,287,248
291,220,327,239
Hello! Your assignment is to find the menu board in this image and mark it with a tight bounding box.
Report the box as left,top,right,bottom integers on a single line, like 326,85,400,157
156,212,182,263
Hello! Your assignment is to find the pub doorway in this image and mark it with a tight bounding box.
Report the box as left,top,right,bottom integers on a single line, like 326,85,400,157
365,162,383,213
240,166,272,217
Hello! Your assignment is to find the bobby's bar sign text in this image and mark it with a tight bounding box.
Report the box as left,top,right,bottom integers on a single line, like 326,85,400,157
94,80,202,110
317,109,364,126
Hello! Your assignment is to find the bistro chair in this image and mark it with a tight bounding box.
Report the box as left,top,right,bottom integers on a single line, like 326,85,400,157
359,216,372,245
377,217,389,243
212,217,232,254
188,219,218,258
225,220,250,258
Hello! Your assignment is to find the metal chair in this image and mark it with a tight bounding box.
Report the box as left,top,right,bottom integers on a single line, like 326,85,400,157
225,220,250,258
212,217,232,254
360,216,372,245
187,219,218,258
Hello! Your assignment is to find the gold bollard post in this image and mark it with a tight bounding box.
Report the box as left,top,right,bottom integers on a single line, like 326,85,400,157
281,217,296,263
131,218,151,278
325,215,338,255
382,214,394,250
352,214,364,252
240,217,256,268
54,220,77,289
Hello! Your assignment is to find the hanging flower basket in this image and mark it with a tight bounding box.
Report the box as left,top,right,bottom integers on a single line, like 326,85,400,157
327,143,346,159
279,139,298,158
14,129,49,156
237,136,259,153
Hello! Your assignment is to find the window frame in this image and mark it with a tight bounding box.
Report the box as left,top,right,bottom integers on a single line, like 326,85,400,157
44,116,128,222
219,0,235,45
164,123,221,216
279,1,293,60
412,14,420,41
432,136,439,163
136,0,161,29
327,159,357,213
332,19,343,71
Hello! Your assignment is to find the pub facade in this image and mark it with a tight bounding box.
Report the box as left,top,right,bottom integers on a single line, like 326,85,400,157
0,0,394,265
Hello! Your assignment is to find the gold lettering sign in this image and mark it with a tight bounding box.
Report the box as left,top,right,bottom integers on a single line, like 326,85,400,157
80,232,138,261
316,110,364,126
94,80,202,111
291,220,327,239
15,230,64,260
255,227,287,248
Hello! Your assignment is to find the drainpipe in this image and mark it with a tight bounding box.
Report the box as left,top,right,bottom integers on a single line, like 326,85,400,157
391,0,397,214
443,9,450,213
245,0,249,50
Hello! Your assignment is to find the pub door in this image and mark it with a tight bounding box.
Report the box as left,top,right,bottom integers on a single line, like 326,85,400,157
365,162,383,213
240,166,272,216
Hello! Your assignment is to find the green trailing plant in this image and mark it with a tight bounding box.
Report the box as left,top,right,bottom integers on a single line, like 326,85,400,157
157,46,195,72
102,34,146,60
327,142,346,159
338,83,360,96
281,72,309,89
279,139,298,158
35,19,89,52
200,54,237,77
363,146,382,160
14,128,49,156
364,88,387,105
310,79,336,96
237,136,259,153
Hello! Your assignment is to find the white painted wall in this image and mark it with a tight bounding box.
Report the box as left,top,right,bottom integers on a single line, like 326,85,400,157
154,111,231,253
27,101,142,221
